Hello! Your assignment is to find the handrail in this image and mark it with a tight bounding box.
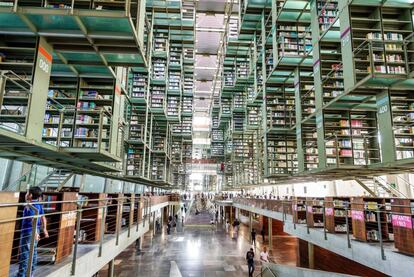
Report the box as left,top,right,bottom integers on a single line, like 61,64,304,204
3,165,38,191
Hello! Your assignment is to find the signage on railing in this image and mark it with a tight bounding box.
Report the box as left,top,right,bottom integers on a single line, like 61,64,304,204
62,211,77,228
391,214,413,229
325,207,334,216
351,210,364,221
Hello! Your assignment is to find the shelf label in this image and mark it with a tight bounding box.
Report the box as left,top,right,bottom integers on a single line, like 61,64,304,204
377,96,389,115
307,206,313,213
325,207,334,216
316,114,323,129
313,59,320,74
391,214,413,229
341,27,351,47
62,211,77,228
351,210,364,221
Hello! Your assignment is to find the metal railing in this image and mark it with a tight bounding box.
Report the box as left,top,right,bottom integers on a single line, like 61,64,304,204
0,70,32,135
0,193,179,277
7,0,136,16
353,38,409,84
232,197,414,261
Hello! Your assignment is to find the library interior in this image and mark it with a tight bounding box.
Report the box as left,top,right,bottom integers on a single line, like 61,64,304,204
1,0,414,276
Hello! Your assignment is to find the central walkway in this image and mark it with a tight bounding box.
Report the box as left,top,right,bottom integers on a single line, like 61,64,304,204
99,224,259,277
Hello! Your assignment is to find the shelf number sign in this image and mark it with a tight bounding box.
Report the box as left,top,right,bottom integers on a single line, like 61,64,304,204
377,96,389,115
38,46,52,74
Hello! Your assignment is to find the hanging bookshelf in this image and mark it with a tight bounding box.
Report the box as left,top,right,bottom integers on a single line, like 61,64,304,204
276,22,312,59
167,71,181,94
211,142,224,157
73,77,114,150
150,153,167,182
390,89,414,160
246,105,260,129
126,145,145,177
150,85,166,113
0,37,35,135
350,5,410,83
43,76,78,147
220,98,232,119
129,71,147,103
232,112,245,133
319,40,344,106
181,95,193,115
232,90,247,111
317,0,339,34
166,95,180,121
266,85,295,130
323,110,380,166
302,120,318,171
266,134,297,176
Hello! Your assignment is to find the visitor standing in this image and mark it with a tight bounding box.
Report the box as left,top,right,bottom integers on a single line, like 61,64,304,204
246,248,255,277
251,229,257,246
17,187,49,277
260,246,270,263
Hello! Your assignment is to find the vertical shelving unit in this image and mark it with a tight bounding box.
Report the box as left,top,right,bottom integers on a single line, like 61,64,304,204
351,197,393,242
306,198,325,228
325,196,352,234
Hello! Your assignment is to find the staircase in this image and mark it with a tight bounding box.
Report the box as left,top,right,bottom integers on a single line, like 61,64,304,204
355,176,407,198
38,169,74,191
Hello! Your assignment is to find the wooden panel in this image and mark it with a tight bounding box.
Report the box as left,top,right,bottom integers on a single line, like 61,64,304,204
390,198,414,255
313,244,389,277
296,238,309,268
325,197,335,233
55,192,77,263
0,192,19,277
351,197,367,241
79,193,106,243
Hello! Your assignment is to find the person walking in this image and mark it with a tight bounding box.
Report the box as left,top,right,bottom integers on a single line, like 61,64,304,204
260,246,270,263
251,229,257,246
156,219,161,233
261,226,265,242
225,220,230,233
246,248,255,277
17,187,49,277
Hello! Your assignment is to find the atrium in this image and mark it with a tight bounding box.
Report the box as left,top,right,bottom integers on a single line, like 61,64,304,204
0,0,414,276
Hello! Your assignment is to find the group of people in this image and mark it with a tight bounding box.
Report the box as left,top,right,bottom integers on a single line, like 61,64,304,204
246,246,270,277
223,218,271,277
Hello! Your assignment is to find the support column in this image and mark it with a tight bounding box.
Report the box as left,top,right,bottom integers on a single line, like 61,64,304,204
152,212,156,236
108,259,115,277
308,242,315,269
249,211,253,243
230,206,233,222
268,217,273,248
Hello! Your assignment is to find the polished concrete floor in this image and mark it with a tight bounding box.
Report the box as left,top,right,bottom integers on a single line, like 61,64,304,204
98,219,299,277
98,224,265,277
